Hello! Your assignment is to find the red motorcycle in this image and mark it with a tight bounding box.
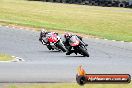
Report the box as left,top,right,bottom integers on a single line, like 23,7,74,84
42,32,66,52
68,35,89,57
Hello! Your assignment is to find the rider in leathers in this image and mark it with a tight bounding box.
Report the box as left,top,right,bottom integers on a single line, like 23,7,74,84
39,29,58,45
63,33,88,55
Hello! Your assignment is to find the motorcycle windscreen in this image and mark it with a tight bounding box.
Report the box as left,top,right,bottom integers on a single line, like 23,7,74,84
69,36,80,46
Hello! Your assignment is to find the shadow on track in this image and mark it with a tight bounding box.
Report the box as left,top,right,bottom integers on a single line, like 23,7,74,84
38,50,63,53
65,55,86,57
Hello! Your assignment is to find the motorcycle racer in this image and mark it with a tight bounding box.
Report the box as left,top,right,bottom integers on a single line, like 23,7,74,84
39,29,58,45
63,32,88,55
39,29,66,52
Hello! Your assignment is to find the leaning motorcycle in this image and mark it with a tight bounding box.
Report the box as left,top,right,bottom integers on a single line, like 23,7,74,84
67,35,89,57
41,32,66,52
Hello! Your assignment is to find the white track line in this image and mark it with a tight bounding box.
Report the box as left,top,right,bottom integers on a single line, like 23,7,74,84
12,56,25,62
2,25,132,43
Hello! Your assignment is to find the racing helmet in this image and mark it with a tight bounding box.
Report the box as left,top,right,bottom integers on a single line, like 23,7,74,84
64,32,71,38
41,28,47,34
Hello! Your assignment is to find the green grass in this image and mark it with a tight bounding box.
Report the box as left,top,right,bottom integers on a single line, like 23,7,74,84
0,0,132,41
3,83,132,88
0,53,13,61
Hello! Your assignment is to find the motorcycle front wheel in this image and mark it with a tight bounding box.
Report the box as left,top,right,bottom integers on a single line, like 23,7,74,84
79,46,89,57
46,45,52,50
57,42,67,52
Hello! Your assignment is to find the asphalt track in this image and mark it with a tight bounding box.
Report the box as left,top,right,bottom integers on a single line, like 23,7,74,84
0,26,132,83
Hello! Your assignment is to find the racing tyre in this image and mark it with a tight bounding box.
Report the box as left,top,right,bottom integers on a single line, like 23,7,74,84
46,45,52,50
79,47,89,57
57,42,67,52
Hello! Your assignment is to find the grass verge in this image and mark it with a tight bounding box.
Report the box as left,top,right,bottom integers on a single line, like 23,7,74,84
0,0,132,41
0,53,13,61
2,83,132,88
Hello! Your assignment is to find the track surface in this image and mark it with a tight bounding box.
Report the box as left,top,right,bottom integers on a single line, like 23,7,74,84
0,26,132,83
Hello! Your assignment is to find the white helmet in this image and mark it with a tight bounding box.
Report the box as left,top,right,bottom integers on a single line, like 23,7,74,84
41,28,47,33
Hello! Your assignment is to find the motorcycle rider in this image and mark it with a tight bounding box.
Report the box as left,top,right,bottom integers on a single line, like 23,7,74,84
63,32,88,55
39,29,58,45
